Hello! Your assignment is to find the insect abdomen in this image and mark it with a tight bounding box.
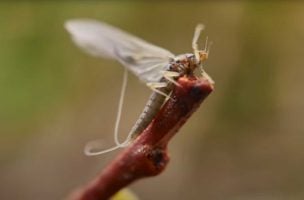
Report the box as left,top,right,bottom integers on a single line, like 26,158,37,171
129,87,171,139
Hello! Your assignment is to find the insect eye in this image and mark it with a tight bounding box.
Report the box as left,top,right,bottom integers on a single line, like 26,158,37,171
199,51,208,62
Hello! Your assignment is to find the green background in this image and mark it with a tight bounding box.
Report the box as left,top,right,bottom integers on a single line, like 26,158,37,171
1,2,303,200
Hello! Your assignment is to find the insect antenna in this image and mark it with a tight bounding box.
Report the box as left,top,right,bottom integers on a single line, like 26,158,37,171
207,41,213,56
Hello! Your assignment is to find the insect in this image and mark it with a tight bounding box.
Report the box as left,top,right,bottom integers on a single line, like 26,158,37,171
65,19,213,155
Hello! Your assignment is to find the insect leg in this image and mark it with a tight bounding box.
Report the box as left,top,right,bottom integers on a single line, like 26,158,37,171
161,70,181,87
192,24,205,61
146,82,170,99
201,70,215,85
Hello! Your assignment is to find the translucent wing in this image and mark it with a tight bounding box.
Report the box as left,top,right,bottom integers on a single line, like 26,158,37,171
65,19,174,83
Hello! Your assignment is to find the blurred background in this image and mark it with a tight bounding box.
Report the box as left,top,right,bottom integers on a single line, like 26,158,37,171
1,1,304,200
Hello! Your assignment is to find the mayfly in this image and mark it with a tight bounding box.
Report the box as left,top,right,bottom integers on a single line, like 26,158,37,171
65,19,213,155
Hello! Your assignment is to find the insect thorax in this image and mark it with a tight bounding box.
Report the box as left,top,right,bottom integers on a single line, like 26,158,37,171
168,53,198,76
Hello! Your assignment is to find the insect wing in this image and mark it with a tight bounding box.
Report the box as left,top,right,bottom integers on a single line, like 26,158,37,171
65,19,174,82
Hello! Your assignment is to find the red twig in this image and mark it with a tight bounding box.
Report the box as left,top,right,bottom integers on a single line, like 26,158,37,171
68,75,214,200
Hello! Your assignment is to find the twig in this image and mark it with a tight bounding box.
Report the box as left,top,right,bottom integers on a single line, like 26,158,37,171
67,75,214,200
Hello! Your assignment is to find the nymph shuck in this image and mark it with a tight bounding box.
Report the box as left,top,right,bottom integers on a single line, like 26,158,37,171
65,19,213,156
